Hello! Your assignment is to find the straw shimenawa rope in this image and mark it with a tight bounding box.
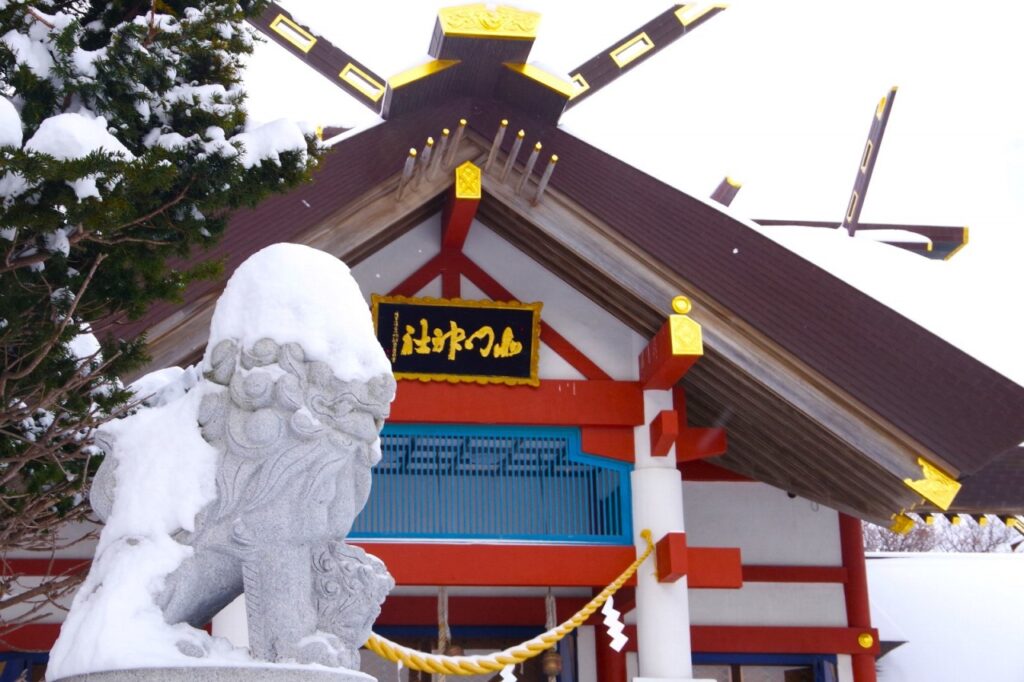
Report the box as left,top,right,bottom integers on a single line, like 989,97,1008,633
364,529,655,675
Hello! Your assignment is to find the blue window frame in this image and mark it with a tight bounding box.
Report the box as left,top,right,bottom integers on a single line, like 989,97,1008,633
351,424,633,544
0,652,49,682
693,653,839,682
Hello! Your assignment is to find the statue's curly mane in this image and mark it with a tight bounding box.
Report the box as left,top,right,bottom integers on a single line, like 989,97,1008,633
194,338,394,535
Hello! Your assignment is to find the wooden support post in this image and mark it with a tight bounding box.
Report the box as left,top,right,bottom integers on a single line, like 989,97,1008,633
484,119,507,173
516,141,542,195
442,161,482,252
840,513,879,682
395,148,417,200
500,129,526,182
445,118,467,168
414,137,434,187
595,622,629,682
532,154,558,205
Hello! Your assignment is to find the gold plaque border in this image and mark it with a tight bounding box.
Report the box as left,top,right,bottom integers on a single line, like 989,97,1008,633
372,294,543,387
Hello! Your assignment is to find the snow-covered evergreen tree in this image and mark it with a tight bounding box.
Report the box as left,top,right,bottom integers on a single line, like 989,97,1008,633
0,0,320,621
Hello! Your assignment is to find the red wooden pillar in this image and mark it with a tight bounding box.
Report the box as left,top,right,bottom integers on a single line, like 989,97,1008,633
594,621,628,682
839,513,878,682
440,160,482,298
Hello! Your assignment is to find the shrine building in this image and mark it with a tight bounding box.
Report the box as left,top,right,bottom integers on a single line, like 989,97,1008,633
4,4,1024,682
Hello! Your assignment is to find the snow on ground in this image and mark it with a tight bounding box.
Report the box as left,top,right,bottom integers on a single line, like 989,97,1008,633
867,553,1024,682
48,245,388,679
252,0,1024,387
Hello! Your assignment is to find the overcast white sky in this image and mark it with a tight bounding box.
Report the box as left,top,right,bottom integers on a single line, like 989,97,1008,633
246,0,1024,386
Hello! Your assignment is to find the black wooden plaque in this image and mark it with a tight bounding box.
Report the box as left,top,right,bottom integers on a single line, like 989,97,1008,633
371,295,542,386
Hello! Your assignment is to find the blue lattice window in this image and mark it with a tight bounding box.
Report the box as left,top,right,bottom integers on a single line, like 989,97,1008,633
351,425,633,544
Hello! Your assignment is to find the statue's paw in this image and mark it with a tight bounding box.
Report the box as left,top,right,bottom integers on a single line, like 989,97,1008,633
295,640,340,667
337,648,360,671
175,638,208,658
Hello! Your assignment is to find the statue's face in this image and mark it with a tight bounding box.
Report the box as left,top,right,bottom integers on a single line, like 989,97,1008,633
198,340,394,545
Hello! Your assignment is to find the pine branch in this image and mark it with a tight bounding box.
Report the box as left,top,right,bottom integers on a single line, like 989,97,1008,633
0,254,105,387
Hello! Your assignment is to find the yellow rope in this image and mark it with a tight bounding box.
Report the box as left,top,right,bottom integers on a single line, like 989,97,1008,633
364,529,655,675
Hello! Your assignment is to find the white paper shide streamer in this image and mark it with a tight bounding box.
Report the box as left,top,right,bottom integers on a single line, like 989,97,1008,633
601,595,628,652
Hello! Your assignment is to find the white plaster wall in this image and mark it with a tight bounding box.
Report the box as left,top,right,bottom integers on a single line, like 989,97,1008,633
462,221,646,380
688,583,848,627
837,654,854,682
576,625,598,682
682,482,842,566
350,215,441,300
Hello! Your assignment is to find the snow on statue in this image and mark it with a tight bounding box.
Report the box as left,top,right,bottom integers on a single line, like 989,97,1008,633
48,244,396,680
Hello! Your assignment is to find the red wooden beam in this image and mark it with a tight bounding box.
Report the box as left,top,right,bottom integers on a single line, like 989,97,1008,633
637,315,702,390
655,532,687,582
689,547,743,589
353,542,636,587
690,625,880,656
535,321,612,381
676,427,728,462
673,386,727,461
581,426,634,462
387,253,444,298
389,380,643,426
679,460,752,482
1,558,90,576
649,410,679,457
0,624,60,651
351,543,741,589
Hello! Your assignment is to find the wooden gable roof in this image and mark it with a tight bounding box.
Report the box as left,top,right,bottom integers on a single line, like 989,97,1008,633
112,4,1024,523
112,94,1024,523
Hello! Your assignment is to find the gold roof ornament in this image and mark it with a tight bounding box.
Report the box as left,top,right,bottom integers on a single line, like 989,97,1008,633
889,513,915,535
438,4,541,39
903,457,961,511
670,296,703,356
455,161,482,200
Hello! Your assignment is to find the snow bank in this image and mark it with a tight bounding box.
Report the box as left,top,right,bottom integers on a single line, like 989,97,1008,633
868,553,1024,682
203,243,391,382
